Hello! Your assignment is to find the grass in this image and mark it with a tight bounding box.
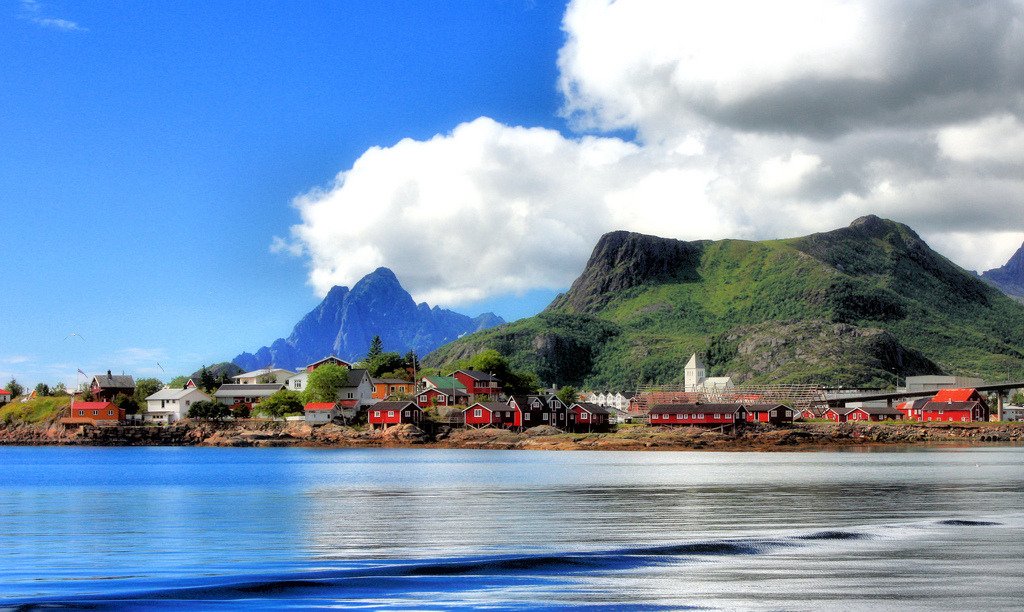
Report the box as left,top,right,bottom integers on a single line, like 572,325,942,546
0,396,70,425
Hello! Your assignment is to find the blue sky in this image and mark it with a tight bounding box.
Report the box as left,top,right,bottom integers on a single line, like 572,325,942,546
4,0,1024,388
2,1,567,385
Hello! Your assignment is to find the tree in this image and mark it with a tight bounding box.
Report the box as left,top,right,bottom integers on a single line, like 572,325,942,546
4,379,24,398
1013,392,1024,405
366,335,384,361
52,382,67,396
34,383,51,397
461,349,539,396
134,378,164,404
302,364,350,404
200,366,216,391
556,385,579,406
187,400,231,420
113,393,141,415
255,390,304,418
366,352,404,377
168,375,189,389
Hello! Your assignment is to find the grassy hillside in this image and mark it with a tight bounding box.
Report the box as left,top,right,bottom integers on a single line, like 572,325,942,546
0,396,70,425
426,217,1024,388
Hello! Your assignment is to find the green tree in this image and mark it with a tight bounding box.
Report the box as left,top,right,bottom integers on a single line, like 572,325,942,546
461,349,540,396
366,352,404,377
5,379,24,398
1012,392,1024,405
366,335,384,361
302,364,349,404
255,390,304,418
52,382,67,396
113,392,141,415
556,385,579,406
168,375,189,388
34,383,51,397
134,378,164,404
216,371,231,388
200,366,216,391
187,400,230,420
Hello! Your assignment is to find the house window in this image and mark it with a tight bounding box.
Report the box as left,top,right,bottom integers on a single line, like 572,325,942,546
347,393,353,399
108,410,113,416
714,413,721,419
542,414,548,421
404,411,411,417
697,413,704,419
78,410,84,416
770,410,777,417
92,410,98,416
580,413,589,420
373,411,380,418
525,413,531,421
676,414,682,420
474,409,482,418
387,411,395,418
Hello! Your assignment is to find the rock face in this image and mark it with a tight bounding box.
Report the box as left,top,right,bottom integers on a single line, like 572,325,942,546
233,267,504,370
548,231,706,313
426,216,1024,388
982,243,1024,299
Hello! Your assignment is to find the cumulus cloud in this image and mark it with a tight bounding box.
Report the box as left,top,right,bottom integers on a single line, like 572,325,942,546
280,0,1024,306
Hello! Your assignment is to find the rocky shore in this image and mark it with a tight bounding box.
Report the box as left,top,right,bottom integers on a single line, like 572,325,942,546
1,419,1023,450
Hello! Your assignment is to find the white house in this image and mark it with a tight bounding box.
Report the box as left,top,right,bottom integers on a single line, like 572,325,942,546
144,387,211,424
232,368,295,385
286,371,309,392
304,402,341,425
337,369,374,408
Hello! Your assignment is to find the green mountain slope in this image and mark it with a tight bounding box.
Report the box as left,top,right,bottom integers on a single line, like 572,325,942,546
425,216,1024,388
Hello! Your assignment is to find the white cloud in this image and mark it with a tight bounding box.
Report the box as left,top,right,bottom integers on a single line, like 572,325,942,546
20,0,86,32
281,0,1024,305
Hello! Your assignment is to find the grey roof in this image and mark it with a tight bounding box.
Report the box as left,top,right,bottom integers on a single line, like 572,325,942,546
744,403,789,412
146,388,208,401
455,369,499,382
214,384,284,398
371,401,419,411
573,402,611,415
509,395,548,410
649,403,745,414
345,369,369,387
92,374,135,389
421,387,470,397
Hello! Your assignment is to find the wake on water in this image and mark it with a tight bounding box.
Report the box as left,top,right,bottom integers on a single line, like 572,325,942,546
1,518,1002,610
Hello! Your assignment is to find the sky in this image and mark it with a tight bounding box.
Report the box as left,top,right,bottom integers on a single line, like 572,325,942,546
3,0,1024,388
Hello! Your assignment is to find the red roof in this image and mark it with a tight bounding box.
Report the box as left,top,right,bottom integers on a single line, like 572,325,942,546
70,401,116,410
931,388,978,403
338,399,358,408
304,402,337,411
0,389,10,395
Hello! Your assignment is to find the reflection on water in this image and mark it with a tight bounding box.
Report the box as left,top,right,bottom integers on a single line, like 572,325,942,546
0,447,1022,609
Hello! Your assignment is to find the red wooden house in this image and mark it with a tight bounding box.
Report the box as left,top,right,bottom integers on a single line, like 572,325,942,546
464,402,520,429
920,389,989,422
896,398,930,421
824,406,903,422
89,371,135,402
452,370,502,399
0,389,11,405
648,403,746,428
568,402,611,432
416,387,470,409
744,403,795,425
920,400,988,422
368,401,423,429
61,401,125,426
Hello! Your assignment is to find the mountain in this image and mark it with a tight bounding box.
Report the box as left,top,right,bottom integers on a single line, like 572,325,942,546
233,268,504,371
982,243,1024,301
191,362,243,380
425,216,1024,389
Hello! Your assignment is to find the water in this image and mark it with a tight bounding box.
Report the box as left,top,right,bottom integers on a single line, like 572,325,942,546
1,446,1022,610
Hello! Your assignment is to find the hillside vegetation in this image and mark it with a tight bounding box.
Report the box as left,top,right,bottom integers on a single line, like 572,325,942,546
0,396,70,425
425,216,1024,388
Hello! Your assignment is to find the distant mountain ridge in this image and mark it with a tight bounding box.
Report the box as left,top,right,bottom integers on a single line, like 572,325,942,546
425,216,1024,389
982,242,1024,301
233,268,504,371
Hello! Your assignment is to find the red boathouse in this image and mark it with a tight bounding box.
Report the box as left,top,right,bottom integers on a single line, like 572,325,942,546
368,401,422,429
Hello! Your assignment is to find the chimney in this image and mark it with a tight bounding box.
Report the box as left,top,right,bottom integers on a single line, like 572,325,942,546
107,370,112,380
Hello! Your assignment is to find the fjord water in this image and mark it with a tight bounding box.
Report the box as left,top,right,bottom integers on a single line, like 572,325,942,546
1,447,1022,610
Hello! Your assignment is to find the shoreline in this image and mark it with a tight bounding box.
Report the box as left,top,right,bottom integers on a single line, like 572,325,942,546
2,420,1023,451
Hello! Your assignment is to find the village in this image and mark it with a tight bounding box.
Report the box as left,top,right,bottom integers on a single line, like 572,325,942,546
6,347,1016,439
